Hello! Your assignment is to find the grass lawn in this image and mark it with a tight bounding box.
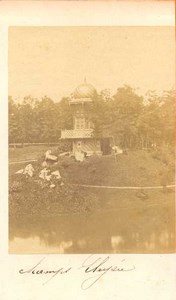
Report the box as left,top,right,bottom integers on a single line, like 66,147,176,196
9,145,57,162
9,146,175,212
9,146,175,186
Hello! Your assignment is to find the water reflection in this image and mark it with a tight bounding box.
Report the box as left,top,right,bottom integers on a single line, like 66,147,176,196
9,209,175,254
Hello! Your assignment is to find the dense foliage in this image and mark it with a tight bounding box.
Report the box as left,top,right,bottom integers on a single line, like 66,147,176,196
9,86,175,148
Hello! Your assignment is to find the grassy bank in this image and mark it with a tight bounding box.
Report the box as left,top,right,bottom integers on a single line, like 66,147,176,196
9,146,175,216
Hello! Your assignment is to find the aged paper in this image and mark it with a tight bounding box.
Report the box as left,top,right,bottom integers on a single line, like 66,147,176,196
0,1,175,299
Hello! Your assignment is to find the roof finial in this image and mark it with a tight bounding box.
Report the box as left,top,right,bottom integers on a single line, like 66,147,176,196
84,76,87,84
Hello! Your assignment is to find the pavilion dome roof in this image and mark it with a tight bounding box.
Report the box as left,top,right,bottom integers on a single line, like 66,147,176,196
73,80,97,99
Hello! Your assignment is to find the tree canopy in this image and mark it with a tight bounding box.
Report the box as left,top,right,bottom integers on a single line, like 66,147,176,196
9,85,175,149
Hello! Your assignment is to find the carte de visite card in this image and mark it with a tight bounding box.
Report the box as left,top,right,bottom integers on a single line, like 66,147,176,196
0,1,175,299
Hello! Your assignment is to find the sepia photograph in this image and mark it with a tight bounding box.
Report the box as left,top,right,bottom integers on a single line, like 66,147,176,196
8,26,175,254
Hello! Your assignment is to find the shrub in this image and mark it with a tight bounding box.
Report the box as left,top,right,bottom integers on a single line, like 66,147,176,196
9,175,100,216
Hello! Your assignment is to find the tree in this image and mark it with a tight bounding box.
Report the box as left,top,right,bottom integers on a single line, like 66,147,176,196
111,85,144,148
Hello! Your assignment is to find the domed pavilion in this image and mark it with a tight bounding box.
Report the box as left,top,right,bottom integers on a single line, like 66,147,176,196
60,79,111,158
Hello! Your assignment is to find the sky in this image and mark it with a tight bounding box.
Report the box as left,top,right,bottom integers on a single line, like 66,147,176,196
9,26,175,102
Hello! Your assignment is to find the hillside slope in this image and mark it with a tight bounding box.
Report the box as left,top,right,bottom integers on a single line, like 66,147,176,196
58,150,174,187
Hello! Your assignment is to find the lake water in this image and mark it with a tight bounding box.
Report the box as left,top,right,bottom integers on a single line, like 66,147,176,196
9,206,175,254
